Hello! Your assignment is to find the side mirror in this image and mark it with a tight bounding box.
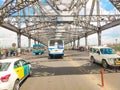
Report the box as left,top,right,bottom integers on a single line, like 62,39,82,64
24,62,30,65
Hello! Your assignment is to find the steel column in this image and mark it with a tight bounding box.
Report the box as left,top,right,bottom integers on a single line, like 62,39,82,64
96,0,101,46
96,0,100,27
85,33,88,47
17,33,21,48
34,39,36,44
28,36,31,52
17,33,21,55
73,39,75,49
97,30,102,46
71,41,72,47
77,37,80,48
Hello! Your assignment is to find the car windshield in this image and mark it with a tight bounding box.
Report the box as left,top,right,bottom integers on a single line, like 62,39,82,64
100,48,115,54
0,63,10,71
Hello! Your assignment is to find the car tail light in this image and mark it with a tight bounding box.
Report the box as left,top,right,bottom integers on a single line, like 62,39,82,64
0,74,11,82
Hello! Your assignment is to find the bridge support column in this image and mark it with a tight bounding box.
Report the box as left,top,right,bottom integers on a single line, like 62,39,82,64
77,37,80,49
85,33,88,47
34,39,36,44
28,36,31,53
17,33,21,56
97,30,101,46
71,41,72,47
73,39,75,50
70,41,72,49
96,0,101,46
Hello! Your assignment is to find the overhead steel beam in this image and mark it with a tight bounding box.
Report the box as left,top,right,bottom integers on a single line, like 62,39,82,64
22,20,97,32
0,0,38,19
21,23,54,32
46,0,60,15
67,18,120,44
76,0,89,14
35,1,47,15
0,23,46,45
8,15,120,23
77,19,98,31
110,0,120,12
100,19,120,31
0,23,33,38
8,15,100,31
0,23,19,33
69,0,75,10
69,20,120,44
0,0,13,9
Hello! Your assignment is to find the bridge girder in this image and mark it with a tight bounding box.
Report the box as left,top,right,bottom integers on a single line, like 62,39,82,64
0,0,120,46
0,0,38,20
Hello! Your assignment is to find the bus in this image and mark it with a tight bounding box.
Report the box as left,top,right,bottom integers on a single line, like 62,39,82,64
32,44,44,55
48,38,64,58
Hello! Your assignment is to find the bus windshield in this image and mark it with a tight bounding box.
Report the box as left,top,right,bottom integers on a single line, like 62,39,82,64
50,40,63,46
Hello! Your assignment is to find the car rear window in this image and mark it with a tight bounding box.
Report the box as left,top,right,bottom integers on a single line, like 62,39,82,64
0,63,10,71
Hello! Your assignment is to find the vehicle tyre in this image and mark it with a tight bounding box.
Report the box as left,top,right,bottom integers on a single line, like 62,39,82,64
13,80,20,90
29,69,32,76
40,52,42,55
35,53,39,55
50,56,53,59
49,56,51,59
61,56,63,59
102,60,108,69
90,56,95,63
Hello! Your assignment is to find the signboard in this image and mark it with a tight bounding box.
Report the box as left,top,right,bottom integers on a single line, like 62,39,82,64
12,43,16,47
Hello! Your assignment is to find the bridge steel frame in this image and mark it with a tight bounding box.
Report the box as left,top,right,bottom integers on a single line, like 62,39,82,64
0,0,120,52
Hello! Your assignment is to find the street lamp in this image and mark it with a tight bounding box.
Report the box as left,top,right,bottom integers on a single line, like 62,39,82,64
115,39,118,51
115,39,118,45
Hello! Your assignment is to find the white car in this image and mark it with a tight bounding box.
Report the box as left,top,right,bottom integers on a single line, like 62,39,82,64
89,46,120,68
0,58,31,90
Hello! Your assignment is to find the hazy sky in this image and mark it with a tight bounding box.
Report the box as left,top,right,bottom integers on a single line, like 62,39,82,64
0,0,120,47
0,27,34,48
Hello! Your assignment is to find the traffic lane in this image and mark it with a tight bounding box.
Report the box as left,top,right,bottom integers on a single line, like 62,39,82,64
20,75,103,90
20,57,103,90
29,59,119,77
20,56,120,90
29,57,90,77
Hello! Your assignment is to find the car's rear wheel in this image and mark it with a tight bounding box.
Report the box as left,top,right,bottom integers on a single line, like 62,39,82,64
13,80,20,90
102,60,108,69
90,56,95,63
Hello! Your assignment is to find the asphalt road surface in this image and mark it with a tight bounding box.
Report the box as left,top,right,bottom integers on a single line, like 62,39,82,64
20,50,120,90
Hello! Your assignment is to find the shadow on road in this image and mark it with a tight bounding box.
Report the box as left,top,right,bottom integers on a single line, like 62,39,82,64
30,62,120,78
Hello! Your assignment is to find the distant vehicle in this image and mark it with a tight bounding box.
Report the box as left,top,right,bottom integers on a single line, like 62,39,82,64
89,46,120,68
0,58,31,90
48,38,64,58
32,44,44,55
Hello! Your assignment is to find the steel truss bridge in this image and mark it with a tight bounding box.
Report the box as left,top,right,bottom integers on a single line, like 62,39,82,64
0,0,120,49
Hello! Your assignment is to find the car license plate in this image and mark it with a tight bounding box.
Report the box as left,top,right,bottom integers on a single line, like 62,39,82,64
116,62,120,65
118,58,120,61
116,58,120,65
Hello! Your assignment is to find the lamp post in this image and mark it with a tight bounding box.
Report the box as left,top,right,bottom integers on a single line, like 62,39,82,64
115,39,118,51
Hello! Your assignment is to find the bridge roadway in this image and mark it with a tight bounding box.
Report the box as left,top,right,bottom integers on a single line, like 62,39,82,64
19,50,120,90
